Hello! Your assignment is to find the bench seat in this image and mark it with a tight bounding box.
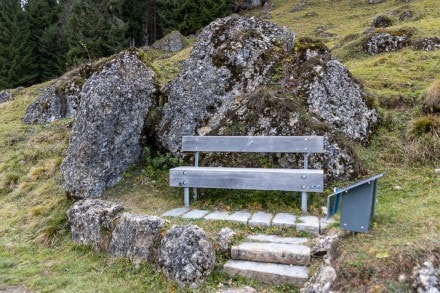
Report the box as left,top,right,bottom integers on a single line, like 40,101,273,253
170,167,323,192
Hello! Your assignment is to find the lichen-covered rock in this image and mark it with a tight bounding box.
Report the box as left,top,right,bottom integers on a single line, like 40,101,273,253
108,213,165,266
216,227,237,252
364,29,412,54
368,0,386,3
0,90,12,104
371,15,392,28
158,16,376,181
159,16,285,154
66,199,123,251
300,266,337,293
151,30,184,52
159,225,215,288
411,37,440,51
61,49,158,199
412,261,440,292
22,67,87,124
399,10,413,21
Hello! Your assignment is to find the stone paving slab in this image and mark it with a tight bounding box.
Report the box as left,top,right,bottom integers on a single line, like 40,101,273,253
246,234,308,245
248,212,272,227
204,211,230,221
271,213,296,227
224,260,308,285
161,207,190,217
227,211,251,224
231,242,310,265
296,215,320,234
181,209,210,219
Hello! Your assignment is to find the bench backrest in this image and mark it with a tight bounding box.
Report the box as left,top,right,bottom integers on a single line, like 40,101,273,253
181,136,325,153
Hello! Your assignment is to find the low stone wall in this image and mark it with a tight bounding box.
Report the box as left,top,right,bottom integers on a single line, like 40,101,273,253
66,199,216,288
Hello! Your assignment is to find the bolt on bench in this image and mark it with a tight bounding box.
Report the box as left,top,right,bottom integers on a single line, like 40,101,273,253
169,136,325,212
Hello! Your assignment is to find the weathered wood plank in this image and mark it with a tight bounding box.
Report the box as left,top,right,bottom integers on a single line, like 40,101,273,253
181,136,324,153
170,167,324,192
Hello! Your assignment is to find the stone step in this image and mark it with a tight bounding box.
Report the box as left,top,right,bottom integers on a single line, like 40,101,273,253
231,242,310,265
245,234,309,245
224,260,309,285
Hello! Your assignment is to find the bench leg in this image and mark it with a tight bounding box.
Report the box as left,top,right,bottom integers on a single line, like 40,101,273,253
193,188,198,201
184,187,190,207
301,191,308,213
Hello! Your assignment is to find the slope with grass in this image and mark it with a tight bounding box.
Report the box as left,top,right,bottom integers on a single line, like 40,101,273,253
1,0,440,292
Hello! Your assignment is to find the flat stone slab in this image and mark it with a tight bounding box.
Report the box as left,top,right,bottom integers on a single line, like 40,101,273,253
182,209,210,219
204,211,230,221
296,216,320,234
272,213,296,227
161,207,190,217
248,212,272,227
246,234,308,245
227,211,251,224
224,260,308,285
231,242,310,265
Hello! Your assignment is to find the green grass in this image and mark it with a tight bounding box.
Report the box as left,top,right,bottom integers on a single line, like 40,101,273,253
1,0,440,291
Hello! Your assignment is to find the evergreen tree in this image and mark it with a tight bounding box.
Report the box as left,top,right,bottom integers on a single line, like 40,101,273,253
157,0,232,36
65,0,127,66
25,0,63,82
0,0,37,89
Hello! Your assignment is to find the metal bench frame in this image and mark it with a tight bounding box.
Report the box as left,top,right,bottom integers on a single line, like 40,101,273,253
169,136,325,212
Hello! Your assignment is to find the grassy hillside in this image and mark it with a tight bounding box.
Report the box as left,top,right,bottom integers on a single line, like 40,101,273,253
1,0,439,292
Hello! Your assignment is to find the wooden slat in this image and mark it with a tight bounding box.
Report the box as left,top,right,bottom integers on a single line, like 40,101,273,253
181,136,324,153
170,167,324,192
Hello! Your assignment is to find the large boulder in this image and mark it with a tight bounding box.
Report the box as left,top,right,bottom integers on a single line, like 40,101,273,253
22,66,89,124
108,213,165,266
364,28,413,54
151,30,184,52
158,16,377,181
66,199,123,251
61,49,158,199
159,225,216,288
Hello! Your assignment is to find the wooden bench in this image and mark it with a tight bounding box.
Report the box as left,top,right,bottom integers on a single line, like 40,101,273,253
169,136,325,212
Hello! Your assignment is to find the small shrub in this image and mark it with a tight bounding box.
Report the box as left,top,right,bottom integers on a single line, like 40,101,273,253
423,79,440,114
405,115,440,166
144,147,182,174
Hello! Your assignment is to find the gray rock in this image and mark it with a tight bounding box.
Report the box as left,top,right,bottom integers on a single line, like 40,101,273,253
66,199,123,251
399,10,413,21
368,0,386,3
108,213,164,266
159,16,285,154
158,16,375,181
61,49,158,199
411,37,440,52
151,30,184,52
364,29,412,54
0,90,12,104
372,15,393,28
311,232,340,256
216,227,237,252
301,265,337,293
412,261,440,293
217,286,257,293
159,225,215,288
22,67,87,124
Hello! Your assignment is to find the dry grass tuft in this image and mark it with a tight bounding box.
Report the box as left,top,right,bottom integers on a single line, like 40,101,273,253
423,79,440,114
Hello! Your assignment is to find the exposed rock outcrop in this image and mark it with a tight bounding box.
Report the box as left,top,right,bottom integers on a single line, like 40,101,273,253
412,261,440,292
152,30,184,52
66,199,123,251
411,37,440,51
61,49,158,199
159,16,377,181
371,15,393,28
159,225,216,288
0,90,12,104
108,213,165,266
22,67,87,124
364,28,412,54
301,266,337,293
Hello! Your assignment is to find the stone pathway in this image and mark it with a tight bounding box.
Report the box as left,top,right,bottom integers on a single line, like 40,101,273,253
162,207,334,235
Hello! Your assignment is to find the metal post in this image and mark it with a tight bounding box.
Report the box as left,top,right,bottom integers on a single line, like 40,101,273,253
301,153,309,213
193,152,199,200
184,187,190,207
